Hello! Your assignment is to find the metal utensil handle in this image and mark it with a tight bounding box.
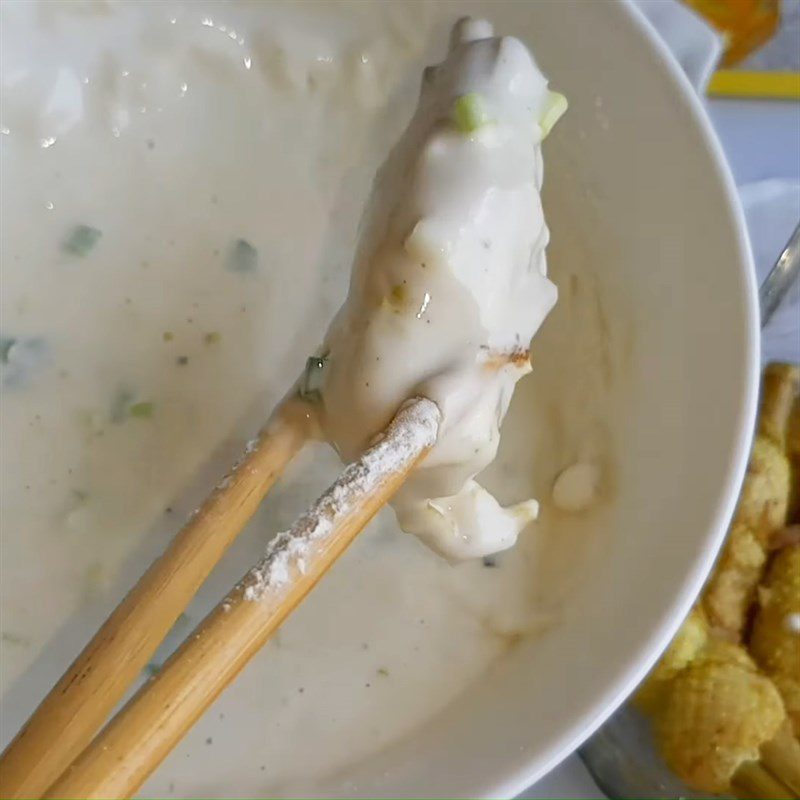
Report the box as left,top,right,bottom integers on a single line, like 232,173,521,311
759,222,800,329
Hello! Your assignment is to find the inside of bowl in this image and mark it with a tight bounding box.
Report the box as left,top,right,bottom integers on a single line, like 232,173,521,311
0,1,756,797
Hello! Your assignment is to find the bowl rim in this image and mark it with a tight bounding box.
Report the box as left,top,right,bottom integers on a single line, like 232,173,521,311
490,0,760,796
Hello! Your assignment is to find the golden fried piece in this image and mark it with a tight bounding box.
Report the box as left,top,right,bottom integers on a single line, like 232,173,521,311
733,436,790,542
751,545,800,736
771,673,800,739
702,366,794,638
787,396,800,523
635,608,708,714
789,396,800,463
703,522,767,636
705,433,789,638
769,364,800,523
653,650,785,794
759,363,800,450
696,636,759,671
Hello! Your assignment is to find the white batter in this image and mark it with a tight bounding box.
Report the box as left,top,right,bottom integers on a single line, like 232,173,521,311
320,18,565,560
0,3,612,796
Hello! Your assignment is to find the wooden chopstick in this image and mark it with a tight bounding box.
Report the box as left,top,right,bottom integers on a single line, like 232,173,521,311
42,397,440,800
0,395,314,800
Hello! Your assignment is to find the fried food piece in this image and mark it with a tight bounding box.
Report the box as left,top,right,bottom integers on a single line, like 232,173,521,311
705,436,789,637
641,365,799,793
703,522,767,636
789,396,800,466
771,673,800,739
751,545,800,736
787,396,800,523
696,636,759,671
653,649,785,794
733,436,790,543
635,608,708,714
704,367,794,637
759,363,800,450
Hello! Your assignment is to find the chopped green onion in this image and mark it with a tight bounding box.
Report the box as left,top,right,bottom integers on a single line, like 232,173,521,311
129,401,155,419
163,331,174,342
227,238,258,273
451,92,488,134
540,91,568,139
63,224,102,257
377,667,390,677
204,331,222,345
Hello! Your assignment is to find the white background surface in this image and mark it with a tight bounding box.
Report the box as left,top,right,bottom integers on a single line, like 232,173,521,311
522,94,800,800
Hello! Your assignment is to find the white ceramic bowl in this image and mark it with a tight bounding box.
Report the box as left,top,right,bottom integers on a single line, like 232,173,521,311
0,1,758,796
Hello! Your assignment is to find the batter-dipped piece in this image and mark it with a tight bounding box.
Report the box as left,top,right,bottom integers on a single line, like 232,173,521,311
318,18,566,560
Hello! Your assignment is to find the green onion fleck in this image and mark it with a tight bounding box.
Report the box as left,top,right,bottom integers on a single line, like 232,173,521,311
377,667,390,677
1,631,29,647
129,401,155,419
451,93,488,134
63,225,103,257
0,337,16,365
1,336,48,388
163,331,174,342
227,238,258,273
110,387,135,423
83,562,107,600
540,91,568,139
204,331,222,345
